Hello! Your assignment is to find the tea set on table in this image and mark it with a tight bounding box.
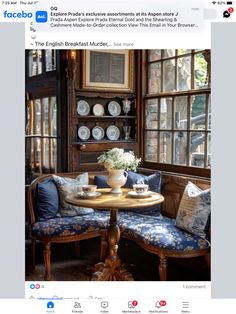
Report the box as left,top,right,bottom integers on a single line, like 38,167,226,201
77,181,152,199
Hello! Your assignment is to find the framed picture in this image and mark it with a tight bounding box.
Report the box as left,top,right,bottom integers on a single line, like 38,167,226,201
82,50,134,92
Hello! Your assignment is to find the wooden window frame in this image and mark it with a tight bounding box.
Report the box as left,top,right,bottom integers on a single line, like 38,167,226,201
26,96,58,174
141,50,211,178
27,49,57,78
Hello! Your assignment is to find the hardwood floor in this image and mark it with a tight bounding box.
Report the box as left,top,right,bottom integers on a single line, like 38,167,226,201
26,238,210,281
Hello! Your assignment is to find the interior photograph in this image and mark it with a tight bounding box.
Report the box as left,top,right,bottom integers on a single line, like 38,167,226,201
25,49,211,281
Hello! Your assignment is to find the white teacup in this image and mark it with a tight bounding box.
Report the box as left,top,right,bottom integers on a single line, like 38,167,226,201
133,184,149,194
82,185,97,195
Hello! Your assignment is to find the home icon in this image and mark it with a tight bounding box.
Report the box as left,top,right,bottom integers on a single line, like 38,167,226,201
47,301,54,309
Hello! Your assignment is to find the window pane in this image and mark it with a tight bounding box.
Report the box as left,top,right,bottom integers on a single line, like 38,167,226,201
174,96,188,129
43,138,50,172
177,49,191,55
43,98,49,136
28,50,42,77
177,56,191,91
51,96,57,136
160,98,172,129
194,53,208,89
148,62,161,93
191,95,206,130
149,50,161,62
208,95,211,130
163,59,175,92
46,50,56,72
190,132,205,167
35,99,41,135
52,138,57,172
30,138,35,172
145,131,158,162
163,49,175,58
145,99,158,129
35,138,41,172
174,131,187,165
26,102,32,135
159,131,172,163
207,133,211,168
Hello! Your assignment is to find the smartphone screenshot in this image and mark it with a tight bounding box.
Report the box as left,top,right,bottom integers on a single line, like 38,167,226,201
0,0,235,313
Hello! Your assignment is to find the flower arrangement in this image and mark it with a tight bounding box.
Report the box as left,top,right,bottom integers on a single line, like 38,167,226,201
98,148,141,171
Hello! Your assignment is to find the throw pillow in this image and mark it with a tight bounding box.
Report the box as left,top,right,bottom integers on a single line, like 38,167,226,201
175,181,211,238
94,175,109,188
36,178,60,221
52,173,94,216
94,171,162,216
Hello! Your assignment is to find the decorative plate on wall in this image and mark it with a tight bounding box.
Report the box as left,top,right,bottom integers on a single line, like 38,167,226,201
77,100,90,116
106,125,120,141
78,126,90,140
93,104,104,116
92,126,105,140
108,101,121,116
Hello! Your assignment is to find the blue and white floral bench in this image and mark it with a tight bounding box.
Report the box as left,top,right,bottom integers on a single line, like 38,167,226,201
118,212,210,280
28,171,210,281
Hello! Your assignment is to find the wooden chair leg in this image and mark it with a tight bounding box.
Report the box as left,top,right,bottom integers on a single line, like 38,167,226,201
31,238,36,274
204,252,211,271
74,241,80,258
159,255,167,281
100,230,108,262
43,242,52,281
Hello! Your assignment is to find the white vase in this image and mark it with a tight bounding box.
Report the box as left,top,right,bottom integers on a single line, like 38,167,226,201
107,169,128,194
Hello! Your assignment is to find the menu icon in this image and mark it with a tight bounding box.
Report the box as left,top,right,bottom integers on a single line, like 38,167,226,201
182,301,189,309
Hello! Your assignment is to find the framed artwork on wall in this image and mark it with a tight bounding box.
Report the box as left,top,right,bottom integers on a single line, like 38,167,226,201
82,49,134,92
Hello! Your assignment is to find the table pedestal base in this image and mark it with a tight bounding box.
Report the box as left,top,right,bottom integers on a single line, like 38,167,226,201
92,208,133,281
92,258,133,281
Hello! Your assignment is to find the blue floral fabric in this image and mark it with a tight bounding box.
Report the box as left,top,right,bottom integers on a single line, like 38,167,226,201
32,209,210,252
118,212,210,251
32,211,110,237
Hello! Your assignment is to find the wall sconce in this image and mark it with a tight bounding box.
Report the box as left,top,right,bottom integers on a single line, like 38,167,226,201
70,50,76,60
66,50,78,80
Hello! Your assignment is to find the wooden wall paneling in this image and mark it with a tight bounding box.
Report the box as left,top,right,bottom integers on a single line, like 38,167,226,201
56,50,68,172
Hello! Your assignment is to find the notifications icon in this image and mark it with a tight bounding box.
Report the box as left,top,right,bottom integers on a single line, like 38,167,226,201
155,300,167,308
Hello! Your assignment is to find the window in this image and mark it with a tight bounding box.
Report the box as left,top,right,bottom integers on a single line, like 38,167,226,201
28,49,56,77
26,49,58,178
25,96,57,174
144,49,211,176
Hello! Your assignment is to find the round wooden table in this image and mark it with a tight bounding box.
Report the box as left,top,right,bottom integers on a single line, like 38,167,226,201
65,188,164,281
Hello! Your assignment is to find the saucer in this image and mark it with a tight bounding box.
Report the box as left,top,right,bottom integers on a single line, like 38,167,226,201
128,191,152,199
77,192,101,199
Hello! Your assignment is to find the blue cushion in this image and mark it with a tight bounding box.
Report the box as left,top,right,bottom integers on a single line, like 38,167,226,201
118,212,210,251
124,171,161,191
32,211,110,237
95,171,161,216
94,175,109,188
36,178,59,221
